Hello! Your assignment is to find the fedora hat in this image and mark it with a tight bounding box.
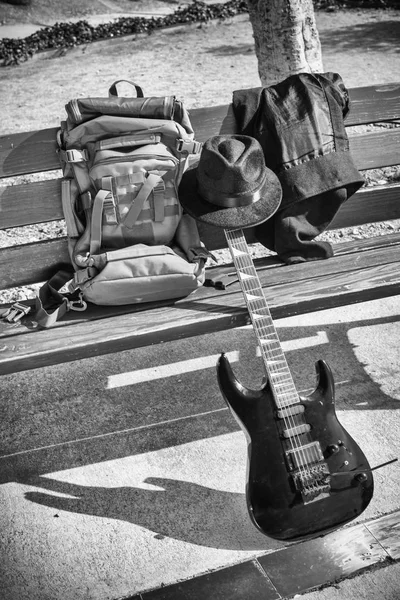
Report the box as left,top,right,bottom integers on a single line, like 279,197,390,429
178,134,282,229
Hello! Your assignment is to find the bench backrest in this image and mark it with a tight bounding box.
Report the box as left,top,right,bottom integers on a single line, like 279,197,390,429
1,83,400,294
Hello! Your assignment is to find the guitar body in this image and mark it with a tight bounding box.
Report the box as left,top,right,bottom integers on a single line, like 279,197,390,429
218,354,374,541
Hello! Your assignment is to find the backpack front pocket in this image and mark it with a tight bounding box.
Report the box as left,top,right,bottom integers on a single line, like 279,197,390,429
81,244,201,305
89,143,182,247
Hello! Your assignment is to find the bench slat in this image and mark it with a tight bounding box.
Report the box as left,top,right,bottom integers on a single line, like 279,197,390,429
346,84,400,125
3,232,400,309
0,129,59,177
0,179,62,229
1,84,400,179
198,184,400,251
206,234,400,287
329,183,400,229
0,239,70,289
197,84,400,129
1,149,399,234
349,128,400,170
1,184,400,289
1,125,398,178
1,246,399,375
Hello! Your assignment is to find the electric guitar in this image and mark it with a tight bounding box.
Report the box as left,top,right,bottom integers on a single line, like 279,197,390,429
217,228,374,541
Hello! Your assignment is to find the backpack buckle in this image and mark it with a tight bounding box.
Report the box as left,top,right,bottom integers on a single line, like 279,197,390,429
2,302,31,323
176,139,202,154
103,193,118,225
65,149,88,163
188,246,217,263
66,292,87,312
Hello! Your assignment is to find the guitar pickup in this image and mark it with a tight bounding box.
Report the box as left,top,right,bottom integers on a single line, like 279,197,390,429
276,404,305,419
282,423,311,439
286,441,325,470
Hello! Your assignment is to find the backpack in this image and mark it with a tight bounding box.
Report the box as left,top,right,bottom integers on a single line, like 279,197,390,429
36,81,210,327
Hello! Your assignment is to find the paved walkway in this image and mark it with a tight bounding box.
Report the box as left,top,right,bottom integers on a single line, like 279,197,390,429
1,295,399,599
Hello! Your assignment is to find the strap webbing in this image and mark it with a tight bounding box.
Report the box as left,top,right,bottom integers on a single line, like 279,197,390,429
153,180,166,222
111,172,145,187
61,180,81,239
90,190,113,255
35,269,74,328
124,173,163,229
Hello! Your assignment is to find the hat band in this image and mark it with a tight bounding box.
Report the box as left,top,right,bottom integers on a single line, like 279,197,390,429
199,182,265,209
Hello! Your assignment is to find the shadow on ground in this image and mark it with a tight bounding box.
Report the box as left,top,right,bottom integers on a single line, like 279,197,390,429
321,20,400,53
1,308,399,552
1,310,398,471
22,474,269,551
206,43,254,56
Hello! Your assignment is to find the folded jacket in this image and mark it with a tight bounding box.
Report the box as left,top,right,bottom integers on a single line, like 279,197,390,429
232,72,365,263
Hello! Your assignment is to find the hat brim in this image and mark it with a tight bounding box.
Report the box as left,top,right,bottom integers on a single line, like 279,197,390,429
178,166,282,229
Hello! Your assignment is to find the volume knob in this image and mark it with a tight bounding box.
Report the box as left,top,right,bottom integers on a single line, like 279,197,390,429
327,444,340,455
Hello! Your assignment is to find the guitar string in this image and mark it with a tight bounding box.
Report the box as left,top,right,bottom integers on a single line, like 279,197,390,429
226,228,319,484
225,228,312,478
225,228,304,465
227,228,327,491
229,228,326,492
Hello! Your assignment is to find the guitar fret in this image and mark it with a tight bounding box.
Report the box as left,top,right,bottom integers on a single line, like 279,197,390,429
225,228,299,408
270,378,295,387
273,380,296,388
271,381,298,392
259,338,280,347
261,350,283,357
260,345,284,353
259,336,279,343
269,375,293,383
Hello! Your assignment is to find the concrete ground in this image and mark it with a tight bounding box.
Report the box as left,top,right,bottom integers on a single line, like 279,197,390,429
299,562,400,600
0,295,399,599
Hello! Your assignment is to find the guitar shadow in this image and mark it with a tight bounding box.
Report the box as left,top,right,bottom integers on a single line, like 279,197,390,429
22,474,278,551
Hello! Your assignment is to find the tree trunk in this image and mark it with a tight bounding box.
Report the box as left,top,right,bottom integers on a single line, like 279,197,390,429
246,0,324,87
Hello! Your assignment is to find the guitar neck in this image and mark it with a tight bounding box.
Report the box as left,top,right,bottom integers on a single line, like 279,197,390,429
224,228,299,409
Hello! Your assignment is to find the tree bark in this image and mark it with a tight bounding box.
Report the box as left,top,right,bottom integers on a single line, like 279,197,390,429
246,0,324,87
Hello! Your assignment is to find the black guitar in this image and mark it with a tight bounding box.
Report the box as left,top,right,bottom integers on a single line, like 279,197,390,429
217,228,374,541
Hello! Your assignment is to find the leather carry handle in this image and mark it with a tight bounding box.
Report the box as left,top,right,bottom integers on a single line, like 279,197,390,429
108,80,144,98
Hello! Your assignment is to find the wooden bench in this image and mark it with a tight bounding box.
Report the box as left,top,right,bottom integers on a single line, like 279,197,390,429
1,83,400,377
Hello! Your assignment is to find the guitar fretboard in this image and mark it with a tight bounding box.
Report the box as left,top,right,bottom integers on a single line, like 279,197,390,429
225,228,299,409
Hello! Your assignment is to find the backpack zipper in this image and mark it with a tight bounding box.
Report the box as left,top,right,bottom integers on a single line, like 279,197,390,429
91,154,179,168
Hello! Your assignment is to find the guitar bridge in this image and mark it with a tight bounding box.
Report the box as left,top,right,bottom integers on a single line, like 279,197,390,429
292,463,331,504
